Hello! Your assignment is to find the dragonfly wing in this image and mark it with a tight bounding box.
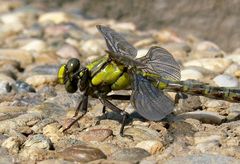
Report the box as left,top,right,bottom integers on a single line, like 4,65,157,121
131,74,174,121
96,25,137,58
138,46,181,81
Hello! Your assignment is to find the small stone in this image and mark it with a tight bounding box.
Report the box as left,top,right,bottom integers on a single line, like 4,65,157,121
37,159,74,164
27,64,59,75
14,80,36,93
57,145,106,162
81,129,113,142
178,111,226,124
31,118,56,133
164,154,240,164
213,74,238,87
20,39,47,52
0,81,11,93
110,148,150,162
1,137,22,154
224,63,240,75
136,49,149,58
154,29,183,43
56,44,80,59
181,69,204,81
0,49,33,67
183,58,232,73
134,38,155,49
38,12,70,24
25,75,57,87
135,140,164,154
225,54,240,65
22,134,53,150
124,126,160,141
93,143,120,156
194,134,222,145
42,123,64,144
80,39,106,56
227,104,240,121
0,73,15,84
33,52,60,64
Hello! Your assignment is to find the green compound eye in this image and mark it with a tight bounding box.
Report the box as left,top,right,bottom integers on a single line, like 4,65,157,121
65,79,78,93
58,64,67,84
66,58,80,73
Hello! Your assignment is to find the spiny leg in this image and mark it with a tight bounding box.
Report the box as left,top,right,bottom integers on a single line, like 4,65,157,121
101,94,130,115
97,95,130,125
99,97,129,137
62,93,88,132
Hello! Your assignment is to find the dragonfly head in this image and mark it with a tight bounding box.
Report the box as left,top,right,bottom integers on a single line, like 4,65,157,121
58,58,86,93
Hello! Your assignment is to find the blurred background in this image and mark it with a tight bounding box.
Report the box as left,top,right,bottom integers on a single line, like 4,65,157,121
23,0,240,52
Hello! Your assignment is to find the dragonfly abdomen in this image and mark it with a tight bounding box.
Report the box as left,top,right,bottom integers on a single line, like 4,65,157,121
154,79,240,103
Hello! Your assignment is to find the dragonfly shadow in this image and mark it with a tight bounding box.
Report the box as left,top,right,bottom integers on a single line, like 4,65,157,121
96,111,147,126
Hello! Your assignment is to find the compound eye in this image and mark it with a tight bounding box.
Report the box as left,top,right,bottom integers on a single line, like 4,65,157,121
65,80,78,93
57,64,67,84
66,58,80,73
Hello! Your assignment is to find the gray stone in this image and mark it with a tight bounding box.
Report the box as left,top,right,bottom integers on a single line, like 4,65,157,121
110,148,150,162
164,154,240,164
213,74,238,87
56,145,106,162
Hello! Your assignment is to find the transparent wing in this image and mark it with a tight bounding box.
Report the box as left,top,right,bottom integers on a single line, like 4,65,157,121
137,46,181,81
96,25,137,58
131,74,174,121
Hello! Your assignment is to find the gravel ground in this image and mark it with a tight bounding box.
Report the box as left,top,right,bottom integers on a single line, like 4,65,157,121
0,1,240,163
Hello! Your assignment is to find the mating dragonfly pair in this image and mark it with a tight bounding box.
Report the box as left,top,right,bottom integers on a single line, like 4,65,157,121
58,25,240,135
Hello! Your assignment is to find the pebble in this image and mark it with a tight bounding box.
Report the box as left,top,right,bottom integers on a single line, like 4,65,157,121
26,64,59,75
37,159,74,164
14,80,36,93
81,129,113,142
22,134,53,150
178,111,226,124
224,63,240,75
191,41,225,58
183,58,232,73
25,75,57,87
93,143,120,156
136,48,149,58
164,154,240,164
56,145,106,162
124,126,161,141
0,73,15,84
110,148,150,162
135,140,164,154
42,123,64,144
56,44,80,59
213,74,238,87
0,81,11,94
0,49,33,67
31,118,56,133
226,104,240,121
38,12,70,24
1,137,22,154
225,54,240,65
180,69,204,81
80,39,106,56
20,39,47,52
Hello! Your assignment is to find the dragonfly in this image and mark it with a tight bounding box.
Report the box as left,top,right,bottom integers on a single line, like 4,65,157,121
57,25,240,136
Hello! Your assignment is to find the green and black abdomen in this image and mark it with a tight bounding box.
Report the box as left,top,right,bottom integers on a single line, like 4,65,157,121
86,55,131,90
154,78,240,103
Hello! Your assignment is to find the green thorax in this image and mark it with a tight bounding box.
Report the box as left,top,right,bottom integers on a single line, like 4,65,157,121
86,54,131,90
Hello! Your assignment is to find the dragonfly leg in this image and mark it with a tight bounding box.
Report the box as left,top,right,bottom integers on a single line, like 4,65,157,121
175,92,188,104
106,94,131,100
62,93,88,132
99,97,129,136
